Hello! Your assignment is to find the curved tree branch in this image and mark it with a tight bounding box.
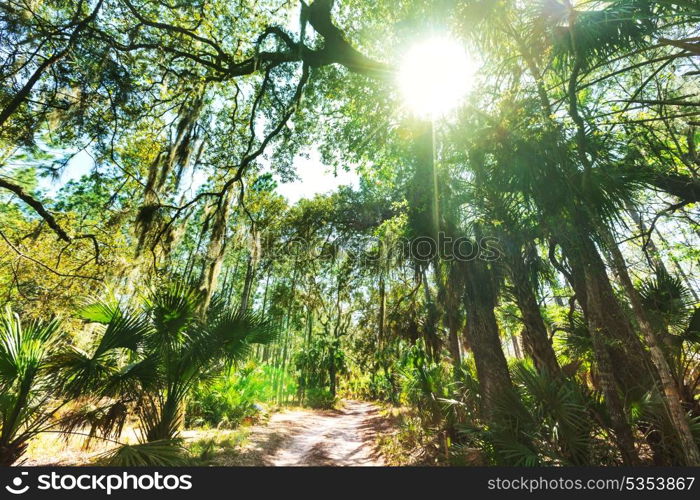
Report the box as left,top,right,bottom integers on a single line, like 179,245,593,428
0,177,72,242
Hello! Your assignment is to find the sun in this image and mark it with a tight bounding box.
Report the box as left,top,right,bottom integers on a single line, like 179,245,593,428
398,36,476,119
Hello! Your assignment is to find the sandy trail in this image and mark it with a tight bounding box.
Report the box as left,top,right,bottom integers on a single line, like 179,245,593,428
23,400,388,466
257,400,386,466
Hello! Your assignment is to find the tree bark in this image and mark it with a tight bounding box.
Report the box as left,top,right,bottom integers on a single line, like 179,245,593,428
462,260,514,419
240,253,257,312
600,226,700,465
507,245,561,374
196,187,235,313
583,269,641,465
562,234,653,394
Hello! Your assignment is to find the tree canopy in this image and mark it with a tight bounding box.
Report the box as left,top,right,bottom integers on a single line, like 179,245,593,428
1,0,700,466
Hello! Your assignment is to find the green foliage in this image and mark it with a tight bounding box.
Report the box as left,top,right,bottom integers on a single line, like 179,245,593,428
451,361,616,466
59,282,278,445
97,440,190,467
397,342,453,421
294,334,346,406
305,387,336,410
187,363,277,429
0,307,63,465
1,0,700,468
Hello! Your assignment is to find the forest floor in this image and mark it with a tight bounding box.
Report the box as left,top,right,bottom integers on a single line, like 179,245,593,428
23,400,390,466
207,400,388,466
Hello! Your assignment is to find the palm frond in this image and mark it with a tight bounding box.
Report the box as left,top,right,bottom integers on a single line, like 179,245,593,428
147,282,201,340
208,309,279,363
0,307,62,387
97,440,190,466
0,307,63,465
683,308,700,344
75,300,120,324
55,307,151,397
543,0,660,68
639,267,693,318
514,362,594,464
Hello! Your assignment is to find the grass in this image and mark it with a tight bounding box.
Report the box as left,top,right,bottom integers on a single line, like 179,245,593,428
23,427,140,466
184,429,252,465
23,426,253,466
375,405,447,466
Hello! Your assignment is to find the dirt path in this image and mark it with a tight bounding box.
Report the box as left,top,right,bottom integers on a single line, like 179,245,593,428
24,400,389,466
224,400,387,466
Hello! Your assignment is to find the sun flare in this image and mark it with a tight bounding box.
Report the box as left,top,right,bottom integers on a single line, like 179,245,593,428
398,37,476,119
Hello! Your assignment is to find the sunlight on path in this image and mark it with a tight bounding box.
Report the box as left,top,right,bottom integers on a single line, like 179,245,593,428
265,401,385,466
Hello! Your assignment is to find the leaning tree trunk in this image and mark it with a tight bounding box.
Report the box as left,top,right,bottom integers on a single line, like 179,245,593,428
583,269,641,465
566,239,677,465
562,234,654,396
600,225,700,466
507,245,561,375
558,233,649,464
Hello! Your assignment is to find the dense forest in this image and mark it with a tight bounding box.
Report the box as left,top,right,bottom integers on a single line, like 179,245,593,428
1,0,700,467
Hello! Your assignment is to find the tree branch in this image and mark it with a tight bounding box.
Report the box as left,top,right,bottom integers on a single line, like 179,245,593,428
647,172,700,203
0,230,101,281
0,177,72,242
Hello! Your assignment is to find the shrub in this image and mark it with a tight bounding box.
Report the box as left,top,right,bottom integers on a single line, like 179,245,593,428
186,364,265,429
305,387,336,409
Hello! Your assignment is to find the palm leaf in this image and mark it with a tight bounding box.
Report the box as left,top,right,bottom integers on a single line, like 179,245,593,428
97,440,190,466
208,309,279,363
148,282,200,340
75,300,119,324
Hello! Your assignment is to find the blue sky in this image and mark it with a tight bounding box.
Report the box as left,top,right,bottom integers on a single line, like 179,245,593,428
274,150,358,203
39,147,358,204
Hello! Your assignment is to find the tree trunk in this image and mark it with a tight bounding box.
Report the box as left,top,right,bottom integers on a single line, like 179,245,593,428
462,260,514,418
240,254,257,312
329,345,337,399
511,331,523,360
562,234,653,396
583,270,641,465
558,233,649,464
566,237,674,465
601,226,700,465
508,246,561,374
378,273,386,344
197,187,235,313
